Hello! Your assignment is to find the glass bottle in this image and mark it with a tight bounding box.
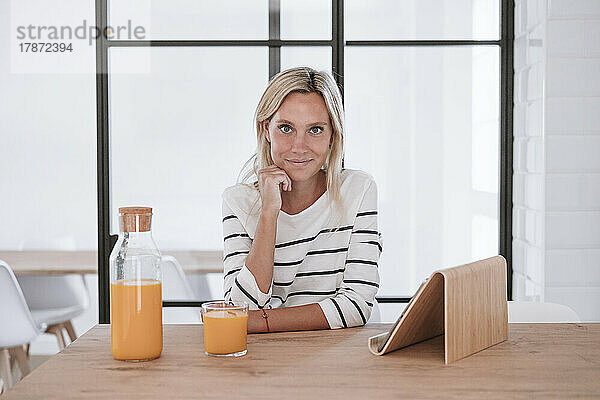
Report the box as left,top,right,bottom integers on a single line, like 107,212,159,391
109,206,162,361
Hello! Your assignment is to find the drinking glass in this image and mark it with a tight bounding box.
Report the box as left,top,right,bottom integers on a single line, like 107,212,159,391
201,301,248,357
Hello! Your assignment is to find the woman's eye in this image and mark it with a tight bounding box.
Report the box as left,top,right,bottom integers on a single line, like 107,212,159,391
279,124,292,134
310,126,324,135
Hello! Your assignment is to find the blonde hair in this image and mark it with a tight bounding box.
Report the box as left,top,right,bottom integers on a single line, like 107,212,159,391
239,67,345,220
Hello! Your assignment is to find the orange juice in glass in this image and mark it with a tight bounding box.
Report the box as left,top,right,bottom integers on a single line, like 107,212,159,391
110,279,163,361
201,301,248,357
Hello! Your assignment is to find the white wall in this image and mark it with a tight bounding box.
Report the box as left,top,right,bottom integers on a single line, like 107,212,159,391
513,0,600,321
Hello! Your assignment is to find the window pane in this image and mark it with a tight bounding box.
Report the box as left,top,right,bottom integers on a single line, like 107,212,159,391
346,0,500,40
108,0,268,40
280,0,332,40
2,0,97,249
108,47,268,250
344,46,500,296
280,46,332,73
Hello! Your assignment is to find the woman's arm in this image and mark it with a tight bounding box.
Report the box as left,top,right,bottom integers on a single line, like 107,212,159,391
223,166,292,309
244,165,292,293
222,199,267,308
244,209,278,293
248,303,330,333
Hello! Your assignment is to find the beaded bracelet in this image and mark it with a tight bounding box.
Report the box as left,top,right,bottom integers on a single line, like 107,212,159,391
261,308,270,332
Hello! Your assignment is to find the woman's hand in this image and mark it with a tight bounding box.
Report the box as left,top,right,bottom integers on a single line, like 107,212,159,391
257,165,292,214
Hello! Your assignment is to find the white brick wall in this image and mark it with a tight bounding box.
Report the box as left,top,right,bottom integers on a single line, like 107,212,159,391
513,0,600,321
513,0,546,303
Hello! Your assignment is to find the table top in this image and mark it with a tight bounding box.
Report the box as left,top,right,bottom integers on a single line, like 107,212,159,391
0,250,223,275
4,323,599,399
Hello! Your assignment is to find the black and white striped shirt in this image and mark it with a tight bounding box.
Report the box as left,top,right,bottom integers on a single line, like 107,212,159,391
222,169,382,329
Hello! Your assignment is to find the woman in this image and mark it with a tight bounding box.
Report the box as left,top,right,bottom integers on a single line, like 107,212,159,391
222,67,382,333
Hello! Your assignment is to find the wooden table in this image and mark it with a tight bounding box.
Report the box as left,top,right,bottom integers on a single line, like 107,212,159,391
0,251,223,275
4,323,599,399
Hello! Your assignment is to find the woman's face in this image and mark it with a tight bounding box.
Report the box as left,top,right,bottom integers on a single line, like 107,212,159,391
264,92,332,183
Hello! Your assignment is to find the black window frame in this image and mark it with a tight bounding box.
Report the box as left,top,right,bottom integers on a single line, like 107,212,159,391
96,0,514,323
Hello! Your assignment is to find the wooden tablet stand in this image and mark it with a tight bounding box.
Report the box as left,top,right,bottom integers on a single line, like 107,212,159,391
369,255,508,364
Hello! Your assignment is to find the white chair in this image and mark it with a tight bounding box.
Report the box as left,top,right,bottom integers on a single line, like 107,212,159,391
16,239,89,350
17,274,89,350
508,301,580,323
161,256,202,324
0,260,44,393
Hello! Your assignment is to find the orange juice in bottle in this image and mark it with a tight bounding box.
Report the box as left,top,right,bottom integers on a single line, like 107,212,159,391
201,302,248,357
110,279,162,360
109,207,163,361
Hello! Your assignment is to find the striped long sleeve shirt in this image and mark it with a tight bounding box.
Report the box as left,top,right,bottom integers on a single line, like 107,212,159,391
222,169,382,329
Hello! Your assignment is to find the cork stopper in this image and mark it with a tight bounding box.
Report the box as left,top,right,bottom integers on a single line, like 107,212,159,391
118,207,152,233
